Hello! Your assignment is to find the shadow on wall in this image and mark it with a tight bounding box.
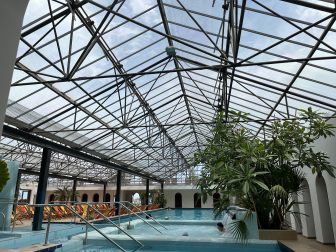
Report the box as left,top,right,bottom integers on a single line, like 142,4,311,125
315,175,334,244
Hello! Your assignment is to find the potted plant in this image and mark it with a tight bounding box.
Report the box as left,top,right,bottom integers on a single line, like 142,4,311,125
194,108,335,241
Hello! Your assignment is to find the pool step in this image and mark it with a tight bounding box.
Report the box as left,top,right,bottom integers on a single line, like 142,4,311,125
0,243,62,252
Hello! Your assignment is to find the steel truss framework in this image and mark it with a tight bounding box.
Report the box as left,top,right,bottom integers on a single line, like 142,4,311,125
2,0,336,183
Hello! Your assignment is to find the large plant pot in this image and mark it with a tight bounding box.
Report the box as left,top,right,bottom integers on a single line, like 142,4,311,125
259,229,297,240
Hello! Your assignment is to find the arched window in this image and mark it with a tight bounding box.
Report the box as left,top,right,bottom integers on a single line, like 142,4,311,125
175,193,182,208
132,192,141,205
194,193,201,208
93,193,100,203
81,193,88,202
105,193,111,203
49,194,55,203
213,192,220,207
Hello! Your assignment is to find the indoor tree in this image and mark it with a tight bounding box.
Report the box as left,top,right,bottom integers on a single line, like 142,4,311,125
153,190,167,208
54,186,78,202
194,108,335,240
194,111,270,240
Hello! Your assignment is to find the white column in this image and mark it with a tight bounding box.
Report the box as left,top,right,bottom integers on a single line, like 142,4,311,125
0,0,29,136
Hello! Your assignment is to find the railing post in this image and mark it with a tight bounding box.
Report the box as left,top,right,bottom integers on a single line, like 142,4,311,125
145,179,149,205
44,206,52,245
115,170,121,216
84,206,89,245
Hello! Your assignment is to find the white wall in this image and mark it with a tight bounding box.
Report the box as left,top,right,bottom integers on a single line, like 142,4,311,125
43,184,214,208
296,118,336,245
0,0,29,136
45,185,161,204
164,185,213,208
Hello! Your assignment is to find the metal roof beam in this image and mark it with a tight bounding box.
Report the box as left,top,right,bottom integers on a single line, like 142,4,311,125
3,125,163,182
255,15,336,136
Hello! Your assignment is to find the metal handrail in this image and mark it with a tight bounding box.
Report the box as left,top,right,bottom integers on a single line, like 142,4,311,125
30,203,141,252
115,202,163,234
0,211,5,231
0,201,28,232
0,202,142,252
83,201,166,233
77,203,143,247
120,201,167,230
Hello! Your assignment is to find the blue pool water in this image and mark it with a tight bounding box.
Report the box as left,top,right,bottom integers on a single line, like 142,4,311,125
146,208,222,220
0,209,292,252
59,209,290,252
73,239,285,252
93,208,258,240
124,221,220,237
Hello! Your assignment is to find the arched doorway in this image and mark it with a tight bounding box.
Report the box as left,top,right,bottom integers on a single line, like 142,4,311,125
105,193,111,203
49,194,55,203
213,192,220,207
93,193,100,203
132,193,141,205
316,176,334,244
175,193,182,208
300,180,316,238
81,193,88,202
194,193,201,208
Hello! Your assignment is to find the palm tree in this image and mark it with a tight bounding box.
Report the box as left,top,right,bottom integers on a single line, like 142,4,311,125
54,186,78,202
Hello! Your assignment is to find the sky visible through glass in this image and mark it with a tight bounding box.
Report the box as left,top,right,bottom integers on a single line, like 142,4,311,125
1,0,335,183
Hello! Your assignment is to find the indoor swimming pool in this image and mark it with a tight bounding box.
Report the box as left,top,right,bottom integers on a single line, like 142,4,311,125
0,209,292,252
55,209,291,252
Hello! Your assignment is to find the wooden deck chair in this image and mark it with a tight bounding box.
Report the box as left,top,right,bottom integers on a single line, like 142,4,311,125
75,204,83,215
11,212,24,224
105,207,115,217
81,205,89,219
139,205,147,211
43,207,58,220
119,208,128,215
59,206,71,217
52,206,64,219
16,205,30,219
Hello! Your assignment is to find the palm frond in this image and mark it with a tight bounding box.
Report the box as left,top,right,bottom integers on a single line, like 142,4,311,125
228,220,248,244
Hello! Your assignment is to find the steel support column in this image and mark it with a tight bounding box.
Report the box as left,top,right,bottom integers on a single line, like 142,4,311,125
115,170,121,215
145,179,150,205
32,147,51,231
161,182,164,194
103,182,107,202
13,170,22,213
72,179,77,202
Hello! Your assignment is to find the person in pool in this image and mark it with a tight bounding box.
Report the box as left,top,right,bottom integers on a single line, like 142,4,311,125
146,213,154,219
217,222,225,232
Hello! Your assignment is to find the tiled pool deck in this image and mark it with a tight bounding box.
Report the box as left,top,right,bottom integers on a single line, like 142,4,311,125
281,235,336,252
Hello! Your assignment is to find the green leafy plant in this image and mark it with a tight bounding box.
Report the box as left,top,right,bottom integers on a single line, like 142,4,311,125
153,192,167,208
0,160,10,192
54,186,78,202
195,108,335,241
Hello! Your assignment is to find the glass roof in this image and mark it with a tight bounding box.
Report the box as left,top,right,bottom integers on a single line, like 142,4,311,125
2,0,336,182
